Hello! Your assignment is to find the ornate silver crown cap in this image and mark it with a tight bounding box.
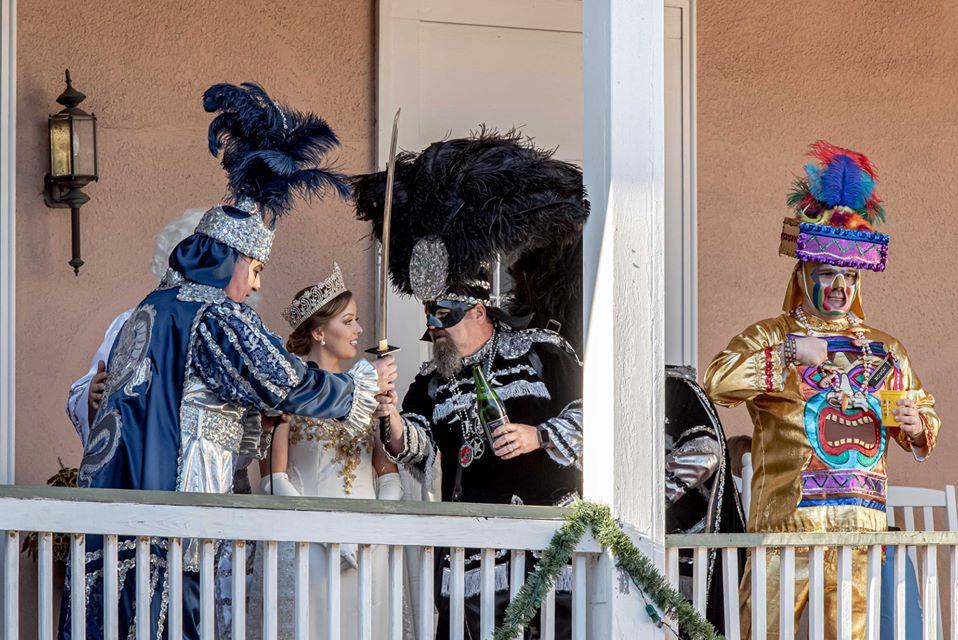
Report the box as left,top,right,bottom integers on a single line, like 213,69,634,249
282,263,348,329
194,198,274,263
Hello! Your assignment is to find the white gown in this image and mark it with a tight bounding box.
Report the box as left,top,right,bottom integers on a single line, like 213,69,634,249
247,417,392,640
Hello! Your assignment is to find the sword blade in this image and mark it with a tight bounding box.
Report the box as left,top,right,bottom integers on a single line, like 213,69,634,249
378,108,401,352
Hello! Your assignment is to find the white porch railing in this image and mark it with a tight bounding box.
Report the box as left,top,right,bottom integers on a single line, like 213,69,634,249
668,531,958,640
0,486,604,640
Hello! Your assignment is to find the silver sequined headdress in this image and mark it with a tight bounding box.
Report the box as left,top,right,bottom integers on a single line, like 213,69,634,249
281,263,348,329
199,82,350,262
351,129,589,334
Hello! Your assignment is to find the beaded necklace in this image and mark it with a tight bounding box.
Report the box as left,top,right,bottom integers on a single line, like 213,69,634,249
792,306,874,400
451,331,500,467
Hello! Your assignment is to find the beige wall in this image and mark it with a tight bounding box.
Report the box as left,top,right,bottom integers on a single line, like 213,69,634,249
14,2,376,632
697,1,956,491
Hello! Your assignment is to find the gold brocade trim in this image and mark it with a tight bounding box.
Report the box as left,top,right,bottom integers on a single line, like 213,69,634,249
288,416,373,495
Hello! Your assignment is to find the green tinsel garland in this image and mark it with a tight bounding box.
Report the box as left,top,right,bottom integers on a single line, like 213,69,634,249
492,501,724,640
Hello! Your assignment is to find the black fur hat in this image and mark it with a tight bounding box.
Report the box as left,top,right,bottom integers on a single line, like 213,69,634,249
351,128,589,334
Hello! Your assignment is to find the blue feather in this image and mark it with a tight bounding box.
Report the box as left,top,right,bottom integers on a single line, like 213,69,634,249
820,155,865,209
804,164,824,201
859,172,875,202
203,82,349,224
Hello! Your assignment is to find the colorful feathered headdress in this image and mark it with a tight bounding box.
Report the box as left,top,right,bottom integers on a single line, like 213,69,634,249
779,141,889,272
204,82,350,228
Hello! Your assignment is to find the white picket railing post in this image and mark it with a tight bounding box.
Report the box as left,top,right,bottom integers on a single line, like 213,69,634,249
866,544,882,640
38,531,53,640
3,531,16,640
325,543,341,640
388,545,403,640
168,537,183,640
750,545,767,639
358,544,373,640
692,546,707,615
836,545,853,640
200,539,215,640
294,541,308,640
808,545,825,640
894,542,906,640
70,533,85,640
922,544,939,640
480,547,495,639
104,534,119,640
232,540,247,640
722,547,741,640
780,546,796,640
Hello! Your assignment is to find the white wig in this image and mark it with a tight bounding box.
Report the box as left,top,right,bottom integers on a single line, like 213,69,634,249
150,208,207,281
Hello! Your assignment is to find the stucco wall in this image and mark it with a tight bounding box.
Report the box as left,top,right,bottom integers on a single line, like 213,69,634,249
15,1,376,632
697,1,955,494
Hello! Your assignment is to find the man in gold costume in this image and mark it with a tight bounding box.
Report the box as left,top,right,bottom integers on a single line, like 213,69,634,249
704,141,940,638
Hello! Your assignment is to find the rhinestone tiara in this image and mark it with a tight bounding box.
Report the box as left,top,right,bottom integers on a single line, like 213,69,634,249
194,198,274,262
282,263,348,329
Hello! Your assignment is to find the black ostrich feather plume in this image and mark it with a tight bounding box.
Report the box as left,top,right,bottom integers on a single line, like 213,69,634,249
203,82,350,226
351,128,589,333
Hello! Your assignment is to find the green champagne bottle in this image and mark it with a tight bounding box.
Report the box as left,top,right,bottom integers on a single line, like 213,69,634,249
472,364,509,451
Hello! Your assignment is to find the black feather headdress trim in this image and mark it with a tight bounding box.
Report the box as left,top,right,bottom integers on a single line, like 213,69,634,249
204,82,350,226
351,128,589,328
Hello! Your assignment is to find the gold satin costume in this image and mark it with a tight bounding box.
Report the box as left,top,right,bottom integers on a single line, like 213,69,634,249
704,271,940,638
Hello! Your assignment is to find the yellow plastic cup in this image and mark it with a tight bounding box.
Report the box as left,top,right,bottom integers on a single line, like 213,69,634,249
879,390,908,427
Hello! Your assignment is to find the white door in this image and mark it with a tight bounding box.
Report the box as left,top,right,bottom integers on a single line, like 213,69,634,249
377,0,696,389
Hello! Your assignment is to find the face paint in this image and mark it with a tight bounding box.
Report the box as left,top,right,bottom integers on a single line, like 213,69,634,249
425,300,473,329
801,262,859,318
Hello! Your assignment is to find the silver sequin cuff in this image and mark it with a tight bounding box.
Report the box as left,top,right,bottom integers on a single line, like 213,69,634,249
344,360,379,435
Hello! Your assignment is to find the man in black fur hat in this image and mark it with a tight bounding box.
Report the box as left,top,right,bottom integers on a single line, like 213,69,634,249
353,131,588,639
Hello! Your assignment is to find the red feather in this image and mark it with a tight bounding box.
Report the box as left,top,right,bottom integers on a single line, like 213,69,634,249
807,140,878,179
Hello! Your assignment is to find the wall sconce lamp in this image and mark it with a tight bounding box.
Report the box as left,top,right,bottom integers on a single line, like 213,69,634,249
44,70,98,275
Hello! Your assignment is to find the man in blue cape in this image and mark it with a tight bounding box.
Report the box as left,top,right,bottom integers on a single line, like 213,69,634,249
59,82,396,640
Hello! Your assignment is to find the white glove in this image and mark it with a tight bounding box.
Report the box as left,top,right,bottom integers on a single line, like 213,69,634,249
377,472,403,501
339,543,359,571
260,472,300,497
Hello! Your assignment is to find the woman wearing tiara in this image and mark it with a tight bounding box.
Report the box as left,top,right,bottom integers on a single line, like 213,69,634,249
247,264,402,639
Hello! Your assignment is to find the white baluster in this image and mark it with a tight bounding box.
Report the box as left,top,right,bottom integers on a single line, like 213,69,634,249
480,548,495,639
294,542,308,640
38,532,53,640
136,536,151,640
450,547,465,640
780,546,795,640
808,545,825,640
70,534,85,640
326,543,341,640
509,550,526,639
541,582,556,640
388,545,403,640
866,544,882,640
3,531,18,640
836,545,853,640
232,541,246,640
664,548,679,640
951,545,958,640
922,545,939,640
692,546,707,615
358,545,373,640
168,538,183,640
200,539,215,640
904,508,919,574
418,547,434,640
263,540,278,640
104,534,119,640
722,547,741,640
894,542,906,640
572,553,587,640
751,546,766,639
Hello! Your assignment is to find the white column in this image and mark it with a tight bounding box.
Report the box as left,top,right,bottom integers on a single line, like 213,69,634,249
0,0,16,488
582,0,665,637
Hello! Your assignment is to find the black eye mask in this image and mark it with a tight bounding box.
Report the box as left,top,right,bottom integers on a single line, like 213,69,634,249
425,300,473,329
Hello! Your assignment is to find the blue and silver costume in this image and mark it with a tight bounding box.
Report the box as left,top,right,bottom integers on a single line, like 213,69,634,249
59,83,369,640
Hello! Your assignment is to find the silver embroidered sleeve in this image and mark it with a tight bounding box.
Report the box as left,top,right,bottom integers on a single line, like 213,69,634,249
665,435,721,504
343,360,379,435
386,413,436,468
541,400,583,469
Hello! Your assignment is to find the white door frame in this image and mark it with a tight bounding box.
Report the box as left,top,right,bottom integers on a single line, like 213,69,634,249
0,0,16,486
